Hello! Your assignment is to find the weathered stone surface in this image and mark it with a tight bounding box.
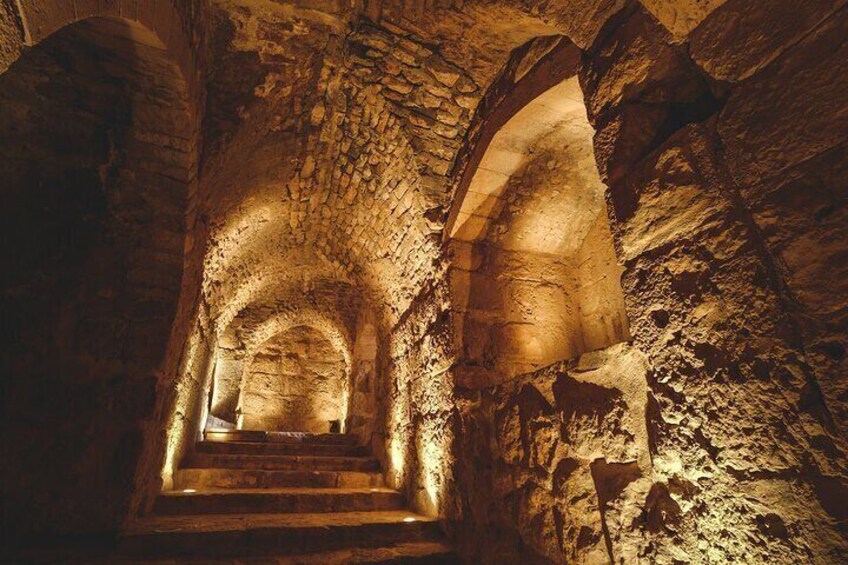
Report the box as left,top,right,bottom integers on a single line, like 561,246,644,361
0,0,22,73
240,326,347,433
579,5,706,121
454,344,651,563
640,0,728,38
614,124,848,563
690,0,846,82
718,6,848,187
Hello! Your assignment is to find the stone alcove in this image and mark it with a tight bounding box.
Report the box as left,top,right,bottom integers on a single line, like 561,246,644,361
448,39,630,388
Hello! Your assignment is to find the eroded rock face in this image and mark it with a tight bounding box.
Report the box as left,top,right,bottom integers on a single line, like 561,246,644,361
453,344,652,563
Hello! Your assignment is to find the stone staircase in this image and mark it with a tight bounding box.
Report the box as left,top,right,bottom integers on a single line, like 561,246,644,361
119,431,457,564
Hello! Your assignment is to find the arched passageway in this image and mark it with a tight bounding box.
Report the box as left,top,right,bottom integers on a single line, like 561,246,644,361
1,1,846,563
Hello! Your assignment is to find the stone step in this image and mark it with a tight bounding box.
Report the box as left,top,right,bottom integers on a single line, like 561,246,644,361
183,453,380,472
174,468,384,490
196,440,370,457
119,511,443,559
154,488,405,515
204,430,360,446
118,541,459,564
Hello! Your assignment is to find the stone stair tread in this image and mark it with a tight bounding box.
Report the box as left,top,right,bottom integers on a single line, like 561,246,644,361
161,487,399,497
196,441,369,456
160,487,399,496
272,541,458,565
117,541,458,564
126,511,437,534
182,452,379,470
154,487,404,513
186,453,377,461
174,468,384,490
205,431,360,445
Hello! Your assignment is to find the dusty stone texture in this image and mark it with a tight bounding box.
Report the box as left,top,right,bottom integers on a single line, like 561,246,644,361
579,3,718,190
443,3,848,562
374,0,622,51
689,0,847,82
610,123,848,563
348,310,381,440
380,275,458,519
640,0,727,38
0,0,22,73
240,326,347,432
718,6,848,438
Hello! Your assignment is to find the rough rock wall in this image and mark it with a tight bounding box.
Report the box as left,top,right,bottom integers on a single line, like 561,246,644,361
209,344,244,424
453,344,650,563
381,277,458,518
435,2,848,563
0,0,22,73
579,3,848,561
711,0,848,440
348,310,381,439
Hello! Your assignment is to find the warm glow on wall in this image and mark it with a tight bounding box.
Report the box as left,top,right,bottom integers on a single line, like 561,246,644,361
161,320,210,491
416,415,453,517
386,371,411,488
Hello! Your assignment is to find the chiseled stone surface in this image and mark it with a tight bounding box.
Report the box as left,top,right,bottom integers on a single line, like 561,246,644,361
0,0,22,73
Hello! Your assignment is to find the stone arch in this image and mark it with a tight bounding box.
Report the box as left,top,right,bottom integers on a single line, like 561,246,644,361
241,309,354,367
0,12,199,539
205,302,356,426
211,308,356,433
11,0,198,95
447,35,630,387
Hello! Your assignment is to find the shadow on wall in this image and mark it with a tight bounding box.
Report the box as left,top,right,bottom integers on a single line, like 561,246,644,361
0,17,193,539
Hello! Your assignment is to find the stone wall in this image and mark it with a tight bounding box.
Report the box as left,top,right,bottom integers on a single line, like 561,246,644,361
0,0,845,561
448,76,630,387
0,18,195,539
240,325,347,433
453,344,650,563
442,2,848,563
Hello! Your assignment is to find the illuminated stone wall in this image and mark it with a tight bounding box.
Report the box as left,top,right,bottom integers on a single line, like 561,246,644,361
444,2,848,563
449,75,630,387
240,325,347,432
